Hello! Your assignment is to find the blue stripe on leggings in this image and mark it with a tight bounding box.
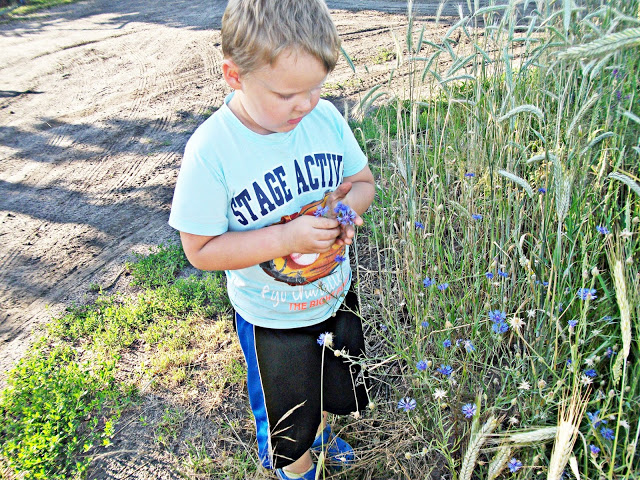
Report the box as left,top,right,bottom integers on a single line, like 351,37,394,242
235,313,272,469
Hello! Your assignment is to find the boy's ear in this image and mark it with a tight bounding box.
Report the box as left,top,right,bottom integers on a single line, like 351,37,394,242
222,59,242,90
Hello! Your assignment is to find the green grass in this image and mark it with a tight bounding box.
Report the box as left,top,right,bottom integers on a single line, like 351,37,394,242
0,345,126,479
1,0,81,18
0,243,233,479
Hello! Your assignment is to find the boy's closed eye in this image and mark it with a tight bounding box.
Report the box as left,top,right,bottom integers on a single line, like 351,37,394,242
276,86,323,101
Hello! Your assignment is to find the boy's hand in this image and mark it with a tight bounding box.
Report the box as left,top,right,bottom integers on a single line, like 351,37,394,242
282,215,341,254
325,182,363,246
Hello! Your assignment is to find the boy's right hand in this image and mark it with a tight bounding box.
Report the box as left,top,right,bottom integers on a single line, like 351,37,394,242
282,215,341,254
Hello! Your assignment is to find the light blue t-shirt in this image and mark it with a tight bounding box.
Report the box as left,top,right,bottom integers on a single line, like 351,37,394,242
169,94,368,328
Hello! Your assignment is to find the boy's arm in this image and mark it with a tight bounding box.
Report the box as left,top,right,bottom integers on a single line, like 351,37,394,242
180,215,341,271
180,165,374,271
326,165,376,246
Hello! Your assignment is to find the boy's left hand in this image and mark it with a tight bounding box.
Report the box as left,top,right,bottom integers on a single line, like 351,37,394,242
325,182,363,246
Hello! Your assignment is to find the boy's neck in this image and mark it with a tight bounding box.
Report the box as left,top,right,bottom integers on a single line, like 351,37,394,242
227,91,273,135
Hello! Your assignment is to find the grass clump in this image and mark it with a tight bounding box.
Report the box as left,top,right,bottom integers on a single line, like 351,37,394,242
127,242,189,288
0,345,125,479
0,0,81,18
0,244,235,479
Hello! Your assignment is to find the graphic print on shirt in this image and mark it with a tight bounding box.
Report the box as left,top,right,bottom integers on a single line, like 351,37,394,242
229,153,343,226
260,193,346,286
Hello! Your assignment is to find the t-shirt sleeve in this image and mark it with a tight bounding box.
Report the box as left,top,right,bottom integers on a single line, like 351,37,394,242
168,140,229,236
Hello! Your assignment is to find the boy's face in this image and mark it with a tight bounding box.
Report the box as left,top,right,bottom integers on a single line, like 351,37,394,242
225,49,328,135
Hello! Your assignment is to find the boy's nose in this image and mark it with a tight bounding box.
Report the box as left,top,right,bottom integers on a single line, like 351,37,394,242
296,94,313,113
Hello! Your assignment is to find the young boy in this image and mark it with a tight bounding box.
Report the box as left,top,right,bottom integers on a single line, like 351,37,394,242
169,0,375,478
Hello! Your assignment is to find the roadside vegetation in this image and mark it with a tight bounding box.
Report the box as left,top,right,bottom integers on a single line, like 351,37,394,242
345,0,640,477
0,244,245,479
1,0,639,478
0,0,81,18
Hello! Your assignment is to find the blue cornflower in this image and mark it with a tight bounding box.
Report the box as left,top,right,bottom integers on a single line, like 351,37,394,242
416,360,428,371
471,214,483,220
314,205,329,217
485,272,494,280
415,221,425,229
465,172,475,177
335,254,346,263
423,277,435,288
584,368,597,378
498,270,509,278
596,225,610,235
334,202,356,225
587,411,602,427
566,359,572,367
577,288,597,301
590,445,600,456
508,458,523,473
437,364,453,376
443,339,452,348
567,319,578,329
464,340,475,352
437,283,449,291
397,397,417,412
317,332,333,347
421,320,430,328
538,187,547,194
492,321,509,334
605,347,615,357
462,403,477,418
488,310,507,323
600,427,615,440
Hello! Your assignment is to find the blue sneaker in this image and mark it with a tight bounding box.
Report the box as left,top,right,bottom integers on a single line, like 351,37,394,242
311,425,355,469
275,464,317,480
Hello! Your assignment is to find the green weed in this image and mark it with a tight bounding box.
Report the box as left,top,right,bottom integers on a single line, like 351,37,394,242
127,243,188,288
0,345,125,479
2,0,80,18
1,243,232,479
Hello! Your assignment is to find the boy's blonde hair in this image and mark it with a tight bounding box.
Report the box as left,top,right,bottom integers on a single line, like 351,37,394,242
221,0,341,75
